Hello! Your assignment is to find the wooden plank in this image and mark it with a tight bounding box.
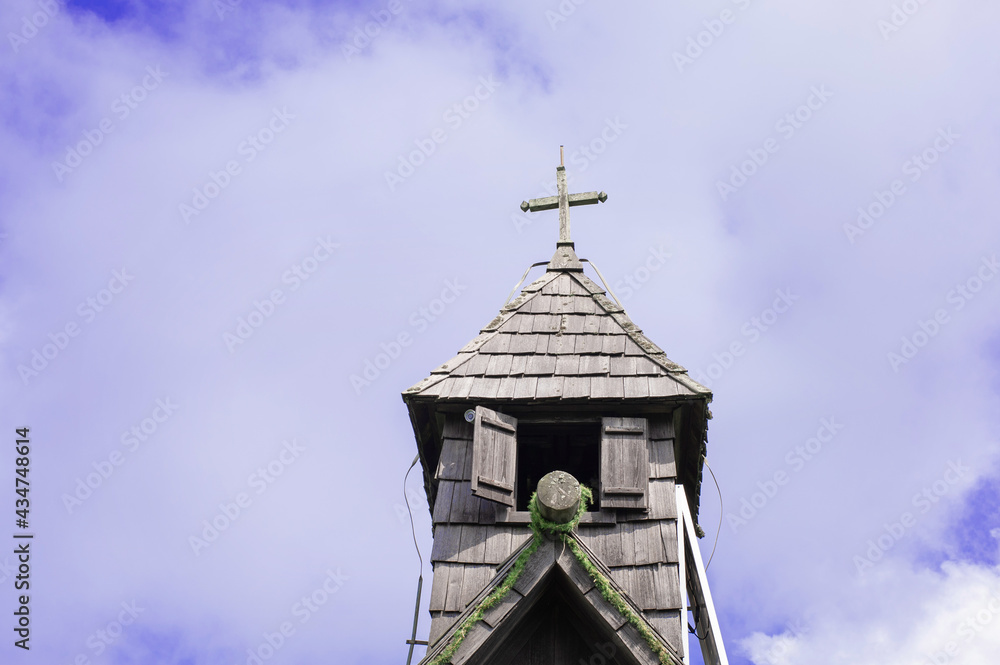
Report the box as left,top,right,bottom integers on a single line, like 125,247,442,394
652,563,683,610
631,565,656,610
660,520,679,564
443,563,466,612
619,521,637,566
448,376,476,400
601,335,626,355
560,314,587,333
428,562,450,611
623,376,650,399
460,564,494,606
582,314,602,333
574,297,598,314
648,376,682,398
509,355,527,375
602,524,625,566
616,622,661,665
436,438,471,481
430,524,462,562
496,376,517,399
513,377,537,399
531,314,560,333
432,481,455,523
623,338,645,355
556,541,594,594
642,521,665,564
535,377,564,399
428,612,461,647
458,525,487,564
528,294,552,313
610,356,637,376
646,611,684,656
648,416,674,441
583,587,627,630
442,418,473,441
516,314,535,334
464,354,490,375
478,334,513,354
478,499,496,525
599,317,619,334
548,335,577,355
633,357,661,375
469,377,501,399
533,335,549,354
481,588,522,628
512,538,555,596
578,355,610,374
524,355,557,375
591,377,625,399
451,481,487,523
648,479,677,519
508,334,540,354
555,355,581,375
574,335,604,354
483,528,513,564
563,376,591,399
485,355,514,376
649,438,677,479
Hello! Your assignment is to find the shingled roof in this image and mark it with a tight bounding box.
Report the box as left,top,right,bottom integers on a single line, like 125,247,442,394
404,262,709,402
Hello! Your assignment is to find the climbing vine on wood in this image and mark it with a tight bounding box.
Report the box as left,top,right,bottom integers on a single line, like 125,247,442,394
428,486,673,665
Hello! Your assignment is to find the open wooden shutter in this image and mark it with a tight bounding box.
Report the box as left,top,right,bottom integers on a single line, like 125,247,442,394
470,407,518,506
600,416,649,509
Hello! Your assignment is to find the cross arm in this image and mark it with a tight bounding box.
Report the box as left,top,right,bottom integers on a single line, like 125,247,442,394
520,191,608,212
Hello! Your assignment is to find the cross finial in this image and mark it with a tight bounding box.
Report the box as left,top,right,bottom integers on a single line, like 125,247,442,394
520,146,607,251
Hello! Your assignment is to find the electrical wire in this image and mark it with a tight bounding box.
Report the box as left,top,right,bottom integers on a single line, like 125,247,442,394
404,455,424,665
404,454,423,573
703,460,723,570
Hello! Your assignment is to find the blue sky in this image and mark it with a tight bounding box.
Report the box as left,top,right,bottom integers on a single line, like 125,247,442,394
1,1,999,664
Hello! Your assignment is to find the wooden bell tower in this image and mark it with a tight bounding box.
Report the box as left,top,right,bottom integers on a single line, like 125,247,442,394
402,154,728,665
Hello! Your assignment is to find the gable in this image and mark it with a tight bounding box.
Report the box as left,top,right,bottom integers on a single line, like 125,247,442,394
421,536,683,665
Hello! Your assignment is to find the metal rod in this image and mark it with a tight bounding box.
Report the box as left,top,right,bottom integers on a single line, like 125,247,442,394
405,575,423,665
503,261,549,306
579,258,624,309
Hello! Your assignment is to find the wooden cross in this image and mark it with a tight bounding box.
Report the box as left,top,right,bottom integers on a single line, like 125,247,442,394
520,146,607,245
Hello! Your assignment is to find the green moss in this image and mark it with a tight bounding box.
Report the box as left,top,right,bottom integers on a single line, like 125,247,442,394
428,486,673,665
